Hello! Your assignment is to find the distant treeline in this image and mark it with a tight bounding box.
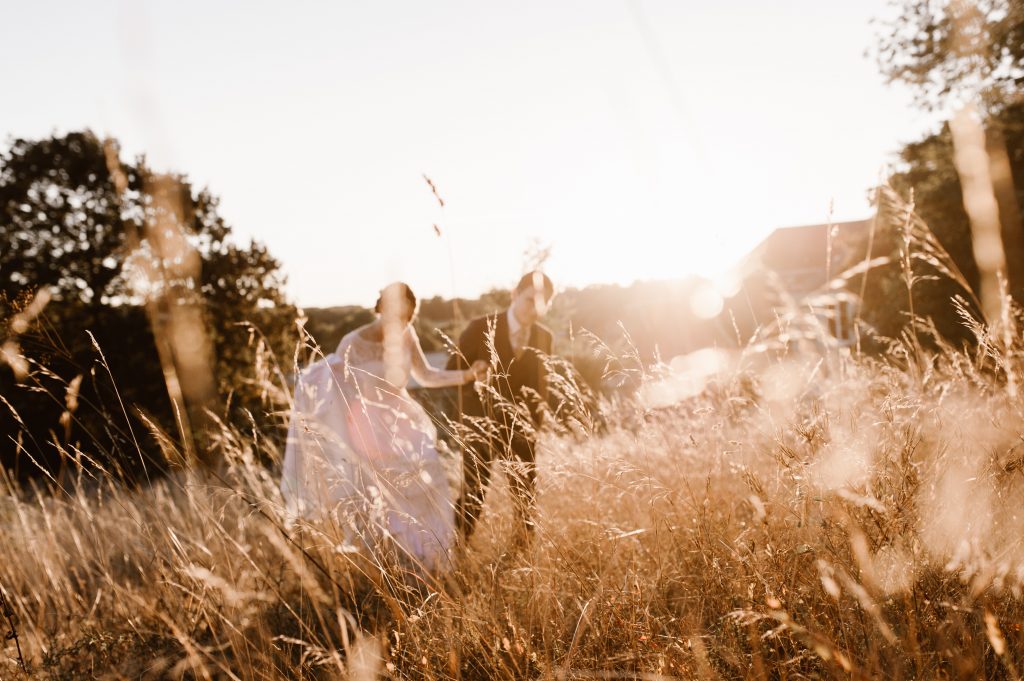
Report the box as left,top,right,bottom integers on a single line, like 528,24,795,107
302,279,736,373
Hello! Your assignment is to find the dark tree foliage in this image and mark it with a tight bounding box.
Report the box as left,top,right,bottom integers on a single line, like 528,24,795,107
861,1,1024,345
853,103,1023,346
0,131,297,482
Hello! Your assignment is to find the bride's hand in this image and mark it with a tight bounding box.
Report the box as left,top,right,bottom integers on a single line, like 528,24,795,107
466,359,489,383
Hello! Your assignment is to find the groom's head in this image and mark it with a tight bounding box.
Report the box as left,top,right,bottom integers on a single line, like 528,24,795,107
510,271,555,326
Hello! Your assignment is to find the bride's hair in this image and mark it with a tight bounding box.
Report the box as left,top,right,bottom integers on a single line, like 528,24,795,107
374,282,418,316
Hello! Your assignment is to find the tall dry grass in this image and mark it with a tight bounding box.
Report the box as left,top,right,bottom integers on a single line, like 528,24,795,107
2,193,1024,679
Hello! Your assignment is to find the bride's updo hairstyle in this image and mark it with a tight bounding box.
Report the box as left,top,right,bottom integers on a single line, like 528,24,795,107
375,282,418,324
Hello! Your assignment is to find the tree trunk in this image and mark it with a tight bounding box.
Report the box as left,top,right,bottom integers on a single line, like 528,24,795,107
986,121,1024,300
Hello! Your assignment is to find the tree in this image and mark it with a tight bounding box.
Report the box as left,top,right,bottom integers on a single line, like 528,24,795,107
876,0,1024,112
861,1,1024,344
0,131,297,481
852,103,1024,348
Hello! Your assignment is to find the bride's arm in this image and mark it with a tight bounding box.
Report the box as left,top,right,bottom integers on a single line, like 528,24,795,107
408,327,474,388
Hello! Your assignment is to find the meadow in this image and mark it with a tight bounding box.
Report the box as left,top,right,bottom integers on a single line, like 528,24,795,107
0,330,1022,681
2,196,1024,680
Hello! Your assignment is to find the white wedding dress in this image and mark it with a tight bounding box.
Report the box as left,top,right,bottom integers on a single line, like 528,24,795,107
281,324,467,573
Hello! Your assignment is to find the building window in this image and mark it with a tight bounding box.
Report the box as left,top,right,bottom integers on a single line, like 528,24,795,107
827,298,854,342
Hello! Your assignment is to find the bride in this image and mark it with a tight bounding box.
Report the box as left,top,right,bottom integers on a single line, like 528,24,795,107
281,282,487,574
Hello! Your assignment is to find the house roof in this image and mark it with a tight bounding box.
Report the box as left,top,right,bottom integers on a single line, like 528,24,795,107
738,218,873,294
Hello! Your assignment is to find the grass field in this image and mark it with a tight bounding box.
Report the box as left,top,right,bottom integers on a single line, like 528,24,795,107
3,188,1024,679
2,311,1024,680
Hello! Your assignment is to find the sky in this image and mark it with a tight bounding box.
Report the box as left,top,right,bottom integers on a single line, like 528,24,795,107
1,1,939,307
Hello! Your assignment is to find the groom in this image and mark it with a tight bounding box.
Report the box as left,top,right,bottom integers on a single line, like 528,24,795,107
447,271,556,542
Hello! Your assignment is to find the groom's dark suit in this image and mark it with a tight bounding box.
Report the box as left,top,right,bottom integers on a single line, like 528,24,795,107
446,310,553,539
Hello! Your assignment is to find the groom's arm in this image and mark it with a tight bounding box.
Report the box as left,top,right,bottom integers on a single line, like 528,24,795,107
535,326,554,420
446,318,482,372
